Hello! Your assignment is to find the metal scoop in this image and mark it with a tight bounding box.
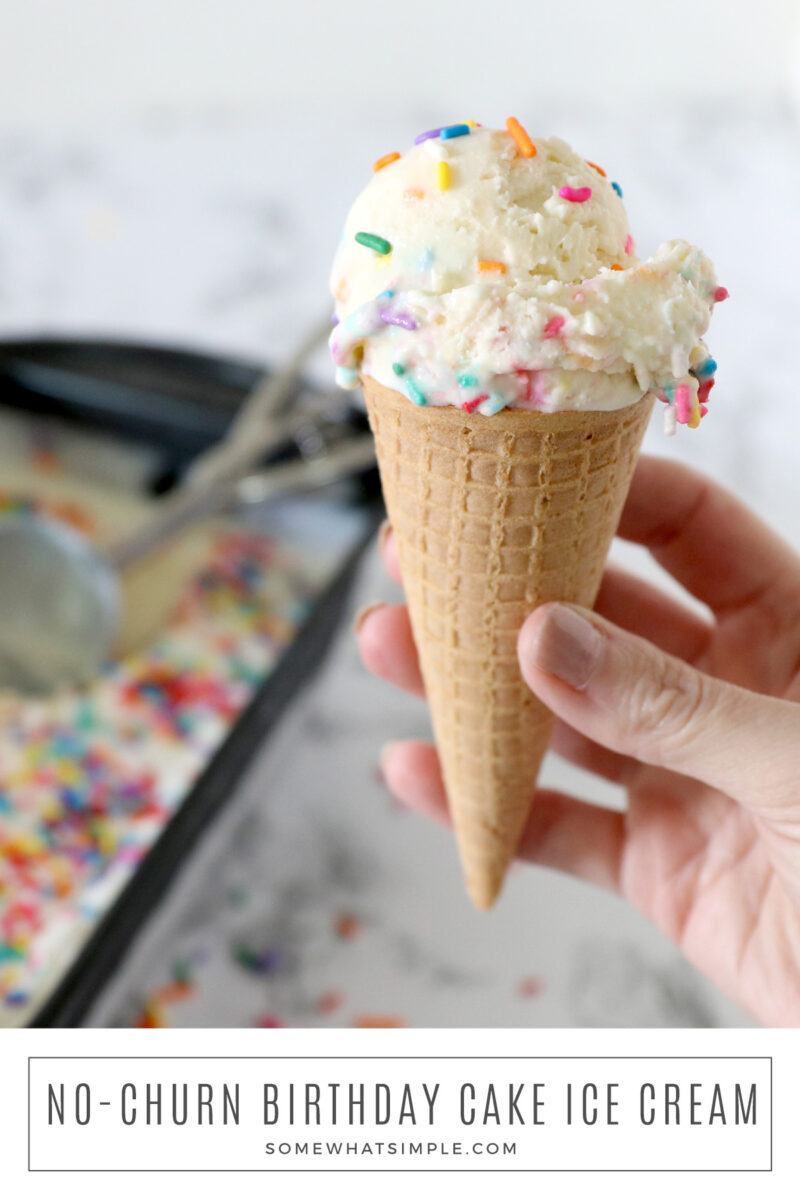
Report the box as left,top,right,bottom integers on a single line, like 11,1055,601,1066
0,321,374,695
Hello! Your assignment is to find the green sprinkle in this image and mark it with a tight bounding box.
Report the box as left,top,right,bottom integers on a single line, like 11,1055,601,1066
405,377,427,406
392,362,405,377
457,372,478,388
355,231,392,255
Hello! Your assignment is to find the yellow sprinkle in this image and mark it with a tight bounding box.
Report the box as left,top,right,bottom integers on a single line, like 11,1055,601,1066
688,393,702,429
375,252,392,269
689,344,705,367
436,161,451,191
462,120,477,127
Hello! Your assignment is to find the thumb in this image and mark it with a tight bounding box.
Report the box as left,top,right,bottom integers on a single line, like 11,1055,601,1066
518,602,800,818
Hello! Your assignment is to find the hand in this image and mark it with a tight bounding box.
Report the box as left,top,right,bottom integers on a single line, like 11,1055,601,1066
356,456,800,1027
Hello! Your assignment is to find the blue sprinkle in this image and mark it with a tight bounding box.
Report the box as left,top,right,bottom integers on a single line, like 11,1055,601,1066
440,123,471,140
378,288,395,300
694,357,717,380
611,181,623,198
392,362,406,377
457,372,478,388
480,394,509,416
405,377,427,406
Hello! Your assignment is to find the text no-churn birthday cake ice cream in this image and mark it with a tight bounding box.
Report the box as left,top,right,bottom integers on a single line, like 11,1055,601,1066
330,119,726,908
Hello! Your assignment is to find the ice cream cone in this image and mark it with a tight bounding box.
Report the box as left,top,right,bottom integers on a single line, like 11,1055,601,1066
363,377,654,909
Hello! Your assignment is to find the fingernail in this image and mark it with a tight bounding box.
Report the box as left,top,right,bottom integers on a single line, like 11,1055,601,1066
528,605,603,690
378,518,392,555
352,601,386,636
379,740,401,775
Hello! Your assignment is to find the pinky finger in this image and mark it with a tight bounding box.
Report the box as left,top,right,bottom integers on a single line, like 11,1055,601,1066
380,740,625,894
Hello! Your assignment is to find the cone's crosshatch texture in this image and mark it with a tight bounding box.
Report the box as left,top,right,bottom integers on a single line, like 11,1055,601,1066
363,377,654,909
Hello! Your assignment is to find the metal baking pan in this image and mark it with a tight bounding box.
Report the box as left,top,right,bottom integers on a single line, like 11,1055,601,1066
0,337,381,1026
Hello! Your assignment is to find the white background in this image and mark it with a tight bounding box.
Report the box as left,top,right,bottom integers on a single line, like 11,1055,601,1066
0,0,799,127
3,1028,795,1196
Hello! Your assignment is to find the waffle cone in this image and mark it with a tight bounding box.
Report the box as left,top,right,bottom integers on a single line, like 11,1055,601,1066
363,377,654,909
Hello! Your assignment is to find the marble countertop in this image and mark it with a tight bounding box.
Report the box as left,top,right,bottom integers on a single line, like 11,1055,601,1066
2,98,798,1027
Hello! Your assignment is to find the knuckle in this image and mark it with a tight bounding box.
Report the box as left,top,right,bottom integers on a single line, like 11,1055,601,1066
624,648,709,753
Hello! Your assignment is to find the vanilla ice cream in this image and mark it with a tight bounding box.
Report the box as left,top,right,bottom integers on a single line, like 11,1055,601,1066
330,122,725,428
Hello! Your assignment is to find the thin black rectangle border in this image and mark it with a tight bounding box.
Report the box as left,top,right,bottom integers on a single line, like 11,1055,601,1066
28,1054,773,1173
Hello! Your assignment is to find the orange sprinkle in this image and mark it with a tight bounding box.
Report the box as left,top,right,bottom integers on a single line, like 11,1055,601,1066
506,117,536,158
153,980,193,1005
373,151,400,173
477,260,506,274
334,912,361,940
610,264,624,270
403,187,424,200
136,1003,165,1029
32,448,59,474
586,160,607,177
354,1015,406,1029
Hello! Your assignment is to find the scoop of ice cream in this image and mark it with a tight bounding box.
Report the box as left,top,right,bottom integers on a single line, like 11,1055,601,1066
329,121,725,430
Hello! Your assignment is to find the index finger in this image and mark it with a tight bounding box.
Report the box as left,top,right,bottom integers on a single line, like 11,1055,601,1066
617,455,800,615
378,519,403,586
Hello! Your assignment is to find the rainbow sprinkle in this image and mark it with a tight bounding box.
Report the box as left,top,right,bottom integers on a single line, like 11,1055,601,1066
355,232,392,255
373,152,401,173
404,377,427,406
414,127,444,144
559,186,592,203
505,117,536,158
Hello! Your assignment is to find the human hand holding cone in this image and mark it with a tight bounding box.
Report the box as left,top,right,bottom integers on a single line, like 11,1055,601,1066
330,119,723,908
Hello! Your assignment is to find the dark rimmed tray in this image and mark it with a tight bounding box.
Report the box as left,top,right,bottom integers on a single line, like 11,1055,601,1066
0,337,381,1027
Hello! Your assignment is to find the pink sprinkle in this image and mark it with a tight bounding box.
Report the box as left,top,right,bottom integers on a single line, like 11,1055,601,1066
675,384,691,424
700,404,709,417
713,286,729,302
462,395,487,413
255,1013,285,1028
316,990,344,1015
518,975,545,998
543,315,565,339
624,235,634,255
559,186,592,203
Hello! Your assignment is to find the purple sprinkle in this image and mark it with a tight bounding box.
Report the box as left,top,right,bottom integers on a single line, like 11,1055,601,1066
414,127,444,144
331,312,339,326
379,309,418,331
